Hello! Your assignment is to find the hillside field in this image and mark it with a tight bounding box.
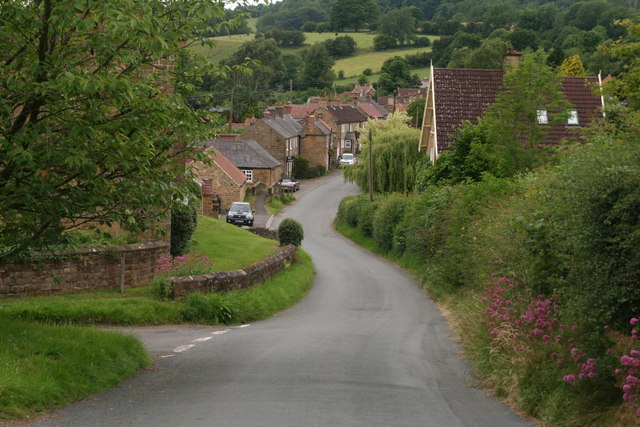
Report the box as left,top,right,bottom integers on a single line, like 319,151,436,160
192,32,436,78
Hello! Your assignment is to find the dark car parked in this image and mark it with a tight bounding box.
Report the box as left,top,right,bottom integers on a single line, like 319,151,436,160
226,202,255,226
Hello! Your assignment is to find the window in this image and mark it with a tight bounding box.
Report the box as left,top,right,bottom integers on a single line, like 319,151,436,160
241,169,253,183
567,110,579,125
536,110,548,124
341,123,347,133
344,139,352,149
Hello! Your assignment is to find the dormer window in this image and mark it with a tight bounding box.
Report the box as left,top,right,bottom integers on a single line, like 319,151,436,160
567,110,579,125
536,110,548,124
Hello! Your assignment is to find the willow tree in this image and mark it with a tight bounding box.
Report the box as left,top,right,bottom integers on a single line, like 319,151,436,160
0,0,235,261
343,112,421,194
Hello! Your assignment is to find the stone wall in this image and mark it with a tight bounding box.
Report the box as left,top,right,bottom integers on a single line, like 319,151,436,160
170,244,296,299
0,241,169,298
247,226,279,240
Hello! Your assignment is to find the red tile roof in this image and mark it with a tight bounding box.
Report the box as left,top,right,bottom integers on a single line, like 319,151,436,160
284,104,316,120
207,148,247,186
433,68,504,152
431,68,602,153
358,102,386,119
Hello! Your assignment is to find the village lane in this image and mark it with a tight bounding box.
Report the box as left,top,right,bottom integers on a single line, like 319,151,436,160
31,171,531,427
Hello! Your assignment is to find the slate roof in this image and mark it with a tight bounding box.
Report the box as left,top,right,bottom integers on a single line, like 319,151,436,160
327,105,367,123
358,102,388,119
203,139,281,170
430,68,603,153
207,149,247,186
263,115,303,139
315,119,332,135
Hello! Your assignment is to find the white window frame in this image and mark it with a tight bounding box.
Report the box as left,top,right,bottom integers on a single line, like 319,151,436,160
567,110,579,125
241,169,253,183
536,110,548,124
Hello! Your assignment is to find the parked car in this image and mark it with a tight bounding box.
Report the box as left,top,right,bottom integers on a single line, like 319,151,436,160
279,177,300,192
339,153,356,166
226,202,254,226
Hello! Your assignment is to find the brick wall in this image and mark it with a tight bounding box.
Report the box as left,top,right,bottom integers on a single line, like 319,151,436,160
171,244,297,299
0,241,169,298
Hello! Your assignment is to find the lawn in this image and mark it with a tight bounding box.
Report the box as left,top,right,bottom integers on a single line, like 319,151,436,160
191,215,278,272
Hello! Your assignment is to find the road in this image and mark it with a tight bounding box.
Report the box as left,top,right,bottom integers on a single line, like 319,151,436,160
32,172,531,427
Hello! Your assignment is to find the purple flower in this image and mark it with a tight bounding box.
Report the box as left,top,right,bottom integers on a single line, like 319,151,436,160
631,318,639,325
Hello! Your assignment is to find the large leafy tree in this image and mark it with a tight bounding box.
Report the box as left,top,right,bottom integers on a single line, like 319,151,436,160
299,43,336,89
481,51,572,177
377,56,421,95
330,0,378,32
377,8,417,46
0,0,226,261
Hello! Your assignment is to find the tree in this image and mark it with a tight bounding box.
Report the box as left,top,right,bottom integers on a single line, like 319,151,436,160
407,98,426,128
481,51,572,177
601,19,640,110
558,55,587,76
299,44,336,89
343,112,421,194
323,36,357,58
377,56,421,95
330,0,378,32
464,39,511,69
377,9,417,46
0,0,226,262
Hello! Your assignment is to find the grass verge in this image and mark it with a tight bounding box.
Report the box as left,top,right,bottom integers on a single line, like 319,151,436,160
0,319,150,420
0,248,315,420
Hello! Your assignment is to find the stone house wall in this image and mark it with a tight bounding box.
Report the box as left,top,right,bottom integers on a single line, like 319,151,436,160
0,241,169,298
193,157,247,215
240,121,286,165
170,244,297,299
301,128,330,170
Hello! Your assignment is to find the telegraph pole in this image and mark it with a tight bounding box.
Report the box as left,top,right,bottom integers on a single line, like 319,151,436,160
368,128,373,202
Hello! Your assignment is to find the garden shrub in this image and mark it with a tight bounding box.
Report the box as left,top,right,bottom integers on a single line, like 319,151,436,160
150,277,173,300
278,218,304,247
372,194,408,253
170,204,198,257
292,156,325,179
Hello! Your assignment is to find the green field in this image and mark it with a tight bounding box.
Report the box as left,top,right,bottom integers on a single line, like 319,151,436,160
193,32,436,78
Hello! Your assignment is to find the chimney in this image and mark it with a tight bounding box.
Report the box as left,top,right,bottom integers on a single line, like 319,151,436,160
275,106,284,118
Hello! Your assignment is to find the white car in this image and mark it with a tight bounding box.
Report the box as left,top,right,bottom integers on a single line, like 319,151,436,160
339,153,356,166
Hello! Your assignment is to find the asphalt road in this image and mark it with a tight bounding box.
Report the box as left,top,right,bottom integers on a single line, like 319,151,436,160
31,172,531,427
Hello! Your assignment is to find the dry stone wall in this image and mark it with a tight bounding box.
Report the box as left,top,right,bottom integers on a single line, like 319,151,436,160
170,244,296,299
0,241,168,298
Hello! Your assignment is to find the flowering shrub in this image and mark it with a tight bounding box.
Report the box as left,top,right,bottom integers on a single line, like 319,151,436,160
616,317,640,417
155,252,212,278
482,273,640,419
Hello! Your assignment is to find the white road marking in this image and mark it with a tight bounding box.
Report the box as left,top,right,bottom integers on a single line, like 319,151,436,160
236,324,251,328
174,344,195,353
160,354,175,358
192,337,213,343
211,330,229,335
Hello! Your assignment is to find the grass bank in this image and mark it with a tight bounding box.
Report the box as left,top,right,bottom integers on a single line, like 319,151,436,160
0,320,150,420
